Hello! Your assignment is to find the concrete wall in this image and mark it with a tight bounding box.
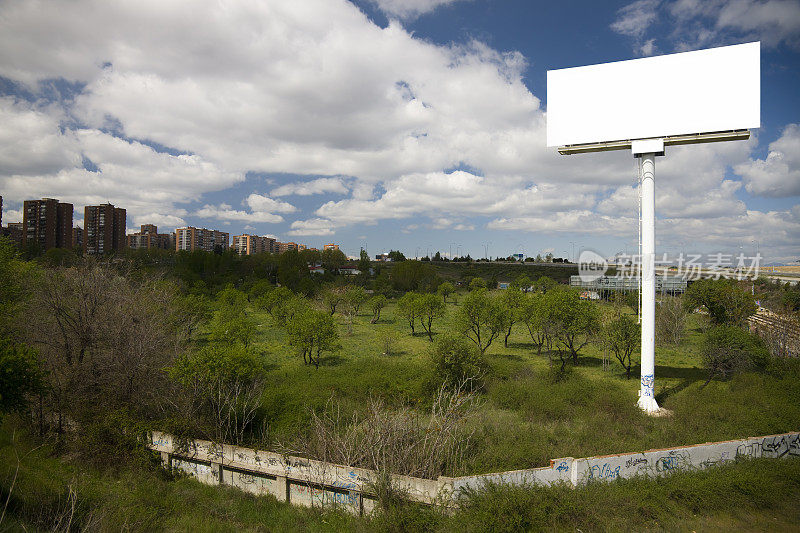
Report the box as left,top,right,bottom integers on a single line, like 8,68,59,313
148,430,800,511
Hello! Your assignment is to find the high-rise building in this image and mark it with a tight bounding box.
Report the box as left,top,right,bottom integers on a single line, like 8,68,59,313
84,203,126,255
72,227,83,249
22,198,73,251
175,227,229,252
232,234,276,255
2,223,23,245
127,224,173,250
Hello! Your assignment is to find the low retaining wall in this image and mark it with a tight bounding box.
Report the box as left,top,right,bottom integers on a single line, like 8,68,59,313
149,430,800,513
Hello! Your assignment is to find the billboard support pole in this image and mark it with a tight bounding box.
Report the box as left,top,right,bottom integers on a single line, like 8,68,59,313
634,145,660,412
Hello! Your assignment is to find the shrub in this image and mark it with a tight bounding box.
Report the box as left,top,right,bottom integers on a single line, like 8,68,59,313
684,278,757,326
656,296,688,345
700,325,769,386
431,334,484,391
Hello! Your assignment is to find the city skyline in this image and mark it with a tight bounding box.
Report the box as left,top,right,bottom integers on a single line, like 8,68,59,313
0,1,798,262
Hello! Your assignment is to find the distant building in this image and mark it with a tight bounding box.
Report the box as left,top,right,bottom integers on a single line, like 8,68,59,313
22,198,73,251
375,252,392,262
127,224,173,250
323,243,339,251
2,222,23,245
84,203,126,255
232,234,276,255
72,226,83,248
176,227,229,252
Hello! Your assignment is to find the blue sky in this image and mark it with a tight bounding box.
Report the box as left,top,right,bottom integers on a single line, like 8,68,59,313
0,0,798,262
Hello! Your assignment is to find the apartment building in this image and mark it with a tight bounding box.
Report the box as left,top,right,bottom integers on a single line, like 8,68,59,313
323,243,339,251
232,234,276,255
176,227,229,252
22,198,73,250
84,203,126,254
127,224,173,250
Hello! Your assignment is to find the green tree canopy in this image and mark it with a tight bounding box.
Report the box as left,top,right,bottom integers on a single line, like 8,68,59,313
455,289,505,355
685,278,757,326
286,308,339,368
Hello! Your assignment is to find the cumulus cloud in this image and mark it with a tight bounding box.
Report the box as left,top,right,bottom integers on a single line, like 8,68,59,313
736,124,800,197
367,0,470,20
195,194,296,223
271,177,349,197
287,218,335,236
613,0,800,53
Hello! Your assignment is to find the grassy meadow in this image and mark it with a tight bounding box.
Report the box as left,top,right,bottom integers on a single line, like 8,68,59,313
239,290,800,476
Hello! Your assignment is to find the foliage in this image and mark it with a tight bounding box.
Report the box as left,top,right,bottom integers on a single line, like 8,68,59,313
535,275,556,293
387,250,406,262
255,286,293,314
341,286,368,334
510,274,532,292
390,260,439,292
604,313,640,378
285,308,339,368
0,237,36,335
519,293,550,355
684,278,757,326
430,334,484,391
417,293,446,341
0,338,44,419
700,325,769,386
369,295,388,324
468,277,487,291
397,292,422,335
455,289,505,355
656,296,688,345
542,287,600,367
169,344,268,444
208,287,257,346
322,285,346,315
437,281,455,303
497,287,525,347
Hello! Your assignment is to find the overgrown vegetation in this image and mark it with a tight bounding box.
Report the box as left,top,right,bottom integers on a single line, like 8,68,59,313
1,236,798,527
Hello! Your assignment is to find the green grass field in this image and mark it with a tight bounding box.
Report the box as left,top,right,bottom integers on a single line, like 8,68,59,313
243,290,800,476
2,423,799,532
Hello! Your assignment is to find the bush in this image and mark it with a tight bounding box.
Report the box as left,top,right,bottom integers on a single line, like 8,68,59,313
701,325,769,386
685,278,757,326
656,296,688,345
430,334,484,391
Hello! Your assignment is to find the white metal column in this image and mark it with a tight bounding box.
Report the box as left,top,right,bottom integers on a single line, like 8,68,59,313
637,151,659,412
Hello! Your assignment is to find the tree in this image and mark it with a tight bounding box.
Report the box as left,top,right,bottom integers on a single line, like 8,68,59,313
321,248,347,272
0,236,36,336
656,297,688,345
437,281,455,303
605,314,640,378
417,293,446,341
169,344,268,444
535,276,556,293
277,249,309,290
342,286,368,334
511,274,532,293
684,278,757,326
700,325,768,386
469,277,487,291
256,286,293,315
345,286,368,316
397,292,422,335
373,271,393,297
430,334,484,391
369,295,388,324
455,289,504,355
286,309,339,369
271,294,309,328
387,250,406,262
498,287,526,347
543,287,600,366
208,287,256,346
322,285,346,315
391,260,438,292
519,293,550,356
0,338,44,420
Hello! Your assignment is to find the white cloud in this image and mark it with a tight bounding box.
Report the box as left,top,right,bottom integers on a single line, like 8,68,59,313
2,209,23,224
131,212,186,230
614,0,800,53
195,194,295,224
367,0,469,20
271,177,349,197
287,218,335,236
610,0,660,40
736,124,800,197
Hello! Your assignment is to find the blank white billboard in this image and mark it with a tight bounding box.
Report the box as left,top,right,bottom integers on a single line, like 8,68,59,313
546,42,760,147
